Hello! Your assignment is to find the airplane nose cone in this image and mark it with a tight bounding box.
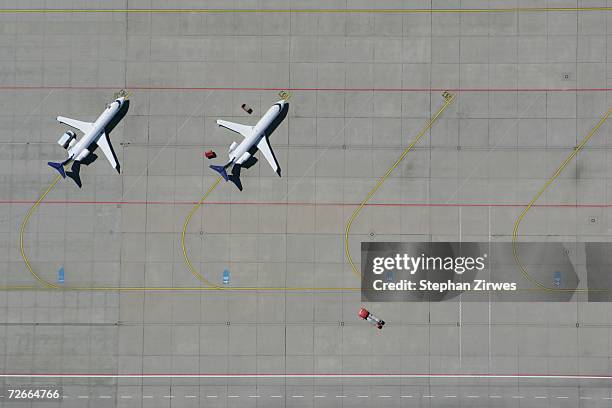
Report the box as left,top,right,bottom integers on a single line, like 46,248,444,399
272,99,286,112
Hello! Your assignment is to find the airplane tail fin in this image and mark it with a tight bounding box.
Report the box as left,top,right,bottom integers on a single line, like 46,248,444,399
47,162,66,178
209,165,229,181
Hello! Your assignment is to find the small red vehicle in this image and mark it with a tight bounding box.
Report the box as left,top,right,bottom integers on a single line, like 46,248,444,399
358,307,385,329
204,150,216,159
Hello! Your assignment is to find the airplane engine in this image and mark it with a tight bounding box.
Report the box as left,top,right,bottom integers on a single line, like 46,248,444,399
57,130,76,149
229,141,238,153
75,148,90,161
237,151,251,164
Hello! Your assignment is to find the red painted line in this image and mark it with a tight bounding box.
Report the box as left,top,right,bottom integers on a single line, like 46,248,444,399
0,85,611,92
1,200,611,207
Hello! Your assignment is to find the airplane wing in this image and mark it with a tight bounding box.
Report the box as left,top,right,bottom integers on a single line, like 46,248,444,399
256,136,280,176
95,132,120,172
216,120,253,138
57,116,94,133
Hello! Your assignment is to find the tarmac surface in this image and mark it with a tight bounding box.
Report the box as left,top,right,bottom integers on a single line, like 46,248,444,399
2,0,612,406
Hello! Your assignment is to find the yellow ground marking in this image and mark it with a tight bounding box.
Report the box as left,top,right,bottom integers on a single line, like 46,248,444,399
0,285,360,292
344,92,456,280
2,7,612,13
181,176,223,287
0,286,39,290
14,152,360,292
0,284,571,292
512,109,612,293
20,174,62,289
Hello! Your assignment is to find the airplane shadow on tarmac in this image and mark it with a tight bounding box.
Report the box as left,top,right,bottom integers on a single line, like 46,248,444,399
227,102,288,191
66,100,130,188
228,156,257,191
67,154,97,188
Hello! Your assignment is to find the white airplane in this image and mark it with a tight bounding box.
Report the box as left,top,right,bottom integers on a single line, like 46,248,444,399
210,99,286,181
48,95,126,178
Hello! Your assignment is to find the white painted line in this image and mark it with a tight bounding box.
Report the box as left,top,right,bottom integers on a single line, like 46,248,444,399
603,397,612,400
534,396,548,399
400,395,413,398
248,395,260,398
270,395,283,398
142,395,153,399
357,395,369,398
467,395,480,398
120,395,132,399
185,395,196,398
163,395,174,398
556,396,568,399
206,395,218,398
3,373,612,379
227,395,239,398
99,395,111,399
291,395,304,398
314,395,326,398
423,395,435,398
77,396,89,399
489,395,501,398
444,395,457,398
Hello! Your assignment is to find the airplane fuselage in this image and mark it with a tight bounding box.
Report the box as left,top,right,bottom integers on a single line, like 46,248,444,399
67,97,124,162
228,100,284,165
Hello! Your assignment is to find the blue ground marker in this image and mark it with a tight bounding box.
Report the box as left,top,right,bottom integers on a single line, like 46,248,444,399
58,267,65,284
553,271,561,288
223,269,230,285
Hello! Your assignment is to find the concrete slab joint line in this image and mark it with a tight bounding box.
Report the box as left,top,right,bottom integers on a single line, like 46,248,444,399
2,7,612,13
